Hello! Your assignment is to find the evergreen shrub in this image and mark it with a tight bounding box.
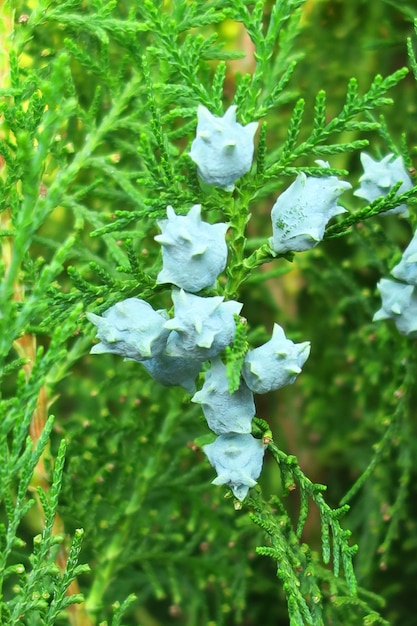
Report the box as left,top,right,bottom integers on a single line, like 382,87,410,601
1,1,417,624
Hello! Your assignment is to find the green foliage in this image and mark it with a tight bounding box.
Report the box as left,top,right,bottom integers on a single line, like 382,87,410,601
1,1,417,625
225,316,249,394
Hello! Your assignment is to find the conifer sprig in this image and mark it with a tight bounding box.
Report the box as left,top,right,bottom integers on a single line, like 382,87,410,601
1,1,416,624
264,68,408,181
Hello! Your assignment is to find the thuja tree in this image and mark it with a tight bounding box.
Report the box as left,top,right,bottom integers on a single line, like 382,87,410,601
1,1,417,625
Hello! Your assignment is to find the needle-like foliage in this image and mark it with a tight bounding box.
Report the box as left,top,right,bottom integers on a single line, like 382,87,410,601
1,1,417,625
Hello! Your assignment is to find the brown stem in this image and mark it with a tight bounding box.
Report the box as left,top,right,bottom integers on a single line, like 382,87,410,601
1,10,93,625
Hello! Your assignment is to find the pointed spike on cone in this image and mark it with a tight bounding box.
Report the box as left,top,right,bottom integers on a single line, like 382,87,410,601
90,343,108,354
191,245,208,257
286,365,302,375
214,222,229,237
197,104,214,122
189,204,202,220
212,474,229,486
198,131,211,142
244,121,258,139
178,228,192,242
373,310,389,321
154,234,174,246
360,152,374,169
164,318,181,331
115,301,129,316
272,323,286,339
308,233,321,242
156,268,173,284
197,332,215,349
276,350,289,357
391,304,402,315
223,141,236,153
86,312,101,325
224,105,237,123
